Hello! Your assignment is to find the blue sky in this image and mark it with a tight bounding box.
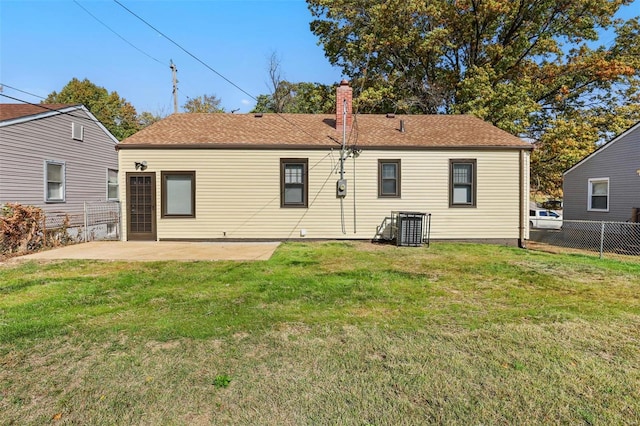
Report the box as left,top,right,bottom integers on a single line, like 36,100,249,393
1,0,637,115
0,0,342,114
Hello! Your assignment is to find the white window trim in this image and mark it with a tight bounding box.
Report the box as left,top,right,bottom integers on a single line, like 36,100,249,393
587,177,609,212
107,168,119,201
44,160,66,203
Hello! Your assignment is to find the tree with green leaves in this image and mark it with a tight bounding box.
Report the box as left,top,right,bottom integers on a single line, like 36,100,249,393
252,82,335,113
307,0,640,196
182,94,224,113
137,110,167,129
44,78,139,141
252,52,335,113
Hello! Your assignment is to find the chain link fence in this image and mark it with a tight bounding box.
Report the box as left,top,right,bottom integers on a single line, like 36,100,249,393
83,201,121,241
2,202,121,258
529,219,640,261
43,202,121,242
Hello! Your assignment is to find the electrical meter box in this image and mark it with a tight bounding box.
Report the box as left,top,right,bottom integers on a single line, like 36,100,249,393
336,179,347,197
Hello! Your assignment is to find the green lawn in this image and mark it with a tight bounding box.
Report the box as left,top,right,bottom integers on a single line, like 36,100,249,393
1,242,639,424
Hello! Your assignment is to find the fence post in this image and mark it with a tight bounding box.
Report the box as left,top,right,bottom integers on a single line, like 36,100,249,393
84,202,88,243
599,221,605,259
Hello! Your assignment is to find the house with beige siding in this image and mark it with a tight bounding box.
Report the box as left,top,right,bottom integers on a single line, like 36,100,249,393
116,81,531,245
0,103,119,234
563,121,640,222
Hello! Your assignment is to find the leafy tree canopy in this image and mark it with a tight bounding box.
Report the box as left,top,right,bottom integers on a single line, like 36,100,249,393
182,94,224,113
44,78,139,141
307,0,640,196
137,110,166,129
252,81,335,113
253,52,336,113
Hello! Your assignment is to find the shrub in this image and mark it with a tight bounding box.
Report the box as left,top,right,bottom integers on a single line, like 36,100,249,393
0,203,70,256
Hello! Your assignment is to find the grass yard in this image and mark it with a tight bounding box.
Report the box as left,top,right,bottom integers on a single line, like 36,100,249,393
1,241,639,425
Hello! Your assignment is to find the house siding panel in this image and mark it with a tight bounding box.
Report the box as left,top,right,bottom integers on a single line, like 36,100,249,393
0,107,118,224
119,148,525,241
564,125,640,222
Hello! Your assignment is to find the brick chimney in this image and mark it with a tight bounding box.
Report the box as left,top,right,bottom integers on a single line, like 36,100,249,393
336,79,353,130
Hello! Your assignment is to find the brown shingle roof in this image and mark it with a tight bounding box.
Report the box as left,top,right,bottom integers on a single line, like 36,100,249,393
0,103,79,121
118,113,531,149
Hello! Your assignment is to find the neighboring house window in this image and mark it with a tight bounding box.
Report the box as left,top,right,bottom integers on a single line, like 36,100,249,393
588,178,609,211
107,169,119,201
44,160,65,203
378,160,401,198
72,122,84,141
161,171,195,218
450,159,476,207
281,158,308,208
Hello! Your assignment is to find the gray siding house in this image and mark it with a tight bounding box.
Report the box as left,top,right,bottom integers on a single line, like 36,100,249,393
563,121,640,222
0,103,119,229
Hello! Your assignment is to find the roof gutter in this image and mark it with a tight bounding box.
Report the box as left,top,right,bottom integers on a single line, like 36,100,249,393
115,143,533,151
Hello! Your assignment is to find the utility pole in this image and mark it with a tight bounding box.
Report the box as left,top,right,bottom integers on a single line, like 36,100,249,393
170,60,178,114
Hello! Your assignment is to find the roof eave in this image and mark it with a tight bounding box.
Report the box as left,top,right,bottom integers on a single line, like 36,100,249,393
563,120,640,176
116,143,532,151
0,104,83,126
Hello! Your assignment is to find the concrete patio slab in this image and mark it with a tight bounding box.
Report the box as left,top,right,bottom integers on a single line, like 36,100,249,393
8,241,280,262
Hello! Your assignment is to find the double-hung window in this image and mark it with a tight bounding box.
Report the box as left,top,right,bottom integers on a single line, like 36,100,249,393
107,169,119,201
161,171,196,218
588,178,609,211
45,160,65,202
378,160,401,198
281,158,308,208
450,159,476,207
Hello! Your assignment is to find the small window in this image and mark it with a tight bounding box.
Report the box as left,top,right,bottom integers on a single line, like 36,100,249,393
450,159,476,207
45,160,65,202
588,178,609,211
539,211,548,217
161,171,195,218
72,122,84,141
378,160,401,198
281,158,308,208
107,169,119,201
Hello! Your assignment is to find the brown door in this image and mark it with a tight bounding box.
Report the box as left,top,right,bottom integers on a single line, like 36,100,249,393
126,172,156,241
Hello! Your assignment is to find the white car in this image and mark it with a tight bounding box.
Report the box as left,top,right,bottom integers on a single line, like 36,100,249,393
529,209,563,230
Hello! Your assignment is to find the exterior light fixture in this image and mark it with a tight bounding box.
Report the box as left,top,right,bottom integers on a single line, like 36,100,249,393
135,161,148,171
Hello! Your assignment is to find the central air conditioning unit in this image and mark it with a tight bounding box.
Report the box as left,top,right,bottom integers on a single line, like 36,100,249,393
391,211,431,247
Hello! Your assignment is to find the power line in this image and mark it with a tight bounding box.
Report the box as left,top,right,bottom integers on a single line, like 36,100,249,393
5,2,342,146
74,0,189,111
110,0,339,144
0,84,46,100
112,0,256,102
0,93,106,125
73,0,165,66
